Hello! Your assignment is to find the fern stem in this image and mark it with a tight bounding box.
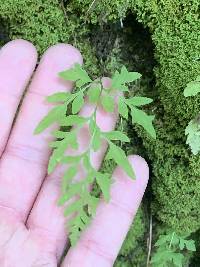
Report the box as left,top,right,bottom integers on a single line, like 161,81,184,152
169,232,175,249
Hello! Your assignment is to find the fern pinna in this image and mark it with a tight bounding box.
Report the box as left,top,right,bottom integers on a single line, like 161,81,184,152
184,76,200,155
34,63,156,245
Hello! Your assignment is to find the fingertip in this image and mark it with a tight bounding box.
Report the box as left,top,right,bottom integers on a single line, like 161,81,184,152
112,154,149,185
110,154,149,211
0,39,38,68
128,154,149,185
101,77,112,88
30,43,83,94
41,43,83,68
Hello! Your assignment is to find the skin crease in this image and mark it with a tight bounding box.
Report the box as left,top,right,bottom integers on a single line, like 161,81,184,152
0,39,149,267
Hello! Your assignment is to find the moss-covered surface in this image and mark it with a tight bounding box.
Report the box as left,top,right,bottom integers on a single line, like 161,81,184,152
132,0,200,237
115,207,148,267
1,0,200,265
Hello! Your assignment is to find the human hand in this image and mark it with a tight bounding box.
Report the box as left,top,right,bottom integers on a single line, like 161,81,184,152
0,39,149,267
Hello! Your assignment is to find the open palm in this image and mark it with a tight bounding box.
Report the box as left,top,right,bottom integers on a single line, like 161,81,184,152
0,39,149,267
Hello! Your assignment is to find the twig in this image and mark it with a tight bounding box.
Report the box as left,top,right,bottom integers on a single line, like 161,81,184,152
60,0,68,23
146,213,153,267
60,0,77,47
86,0,98,15
169,232,175,249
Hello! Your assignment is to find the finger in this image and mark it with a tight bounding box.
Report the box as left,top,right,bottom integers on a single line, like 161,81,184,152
62,155,149,267
0,39,37,156
27,78,119,259
0,44,82,222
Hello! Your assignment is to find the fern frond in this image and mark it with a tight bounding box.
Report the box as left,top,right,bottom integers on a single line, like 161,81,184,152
35,63,156,245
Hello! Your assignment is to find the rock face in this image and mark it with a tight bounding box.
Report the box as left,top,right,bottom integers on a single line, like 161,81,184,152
0,0,200,265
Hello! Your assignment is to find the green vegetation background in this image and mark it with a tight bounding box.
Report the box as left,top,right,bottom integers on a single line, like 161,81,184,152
0,0,200,266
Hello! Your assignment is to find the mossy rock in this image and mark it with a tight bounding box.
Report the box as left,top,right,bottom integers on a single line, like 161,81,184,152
114,207,148,267
74,0,200,235
1,0,200,265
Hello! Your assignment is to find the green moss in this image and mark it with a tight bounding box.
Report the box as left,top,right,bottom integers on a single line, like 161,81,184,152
66,0,132,24
0,0,99,76
81,0,200,236
0,1,150,265
189,229,200,266
0,0,66,53
2,0,200,264
131,0,200,235
114,207,147,267
70,0,200,240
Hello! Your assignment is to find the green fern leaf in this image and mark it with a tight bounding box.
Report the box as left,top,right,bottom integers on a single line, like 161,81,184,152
35,63,155,246
108,142,135,179
184,240,196,251
126,96,153,106
64,199,83,217
112,65,141,90
61,155,82,164
96,172,111,202
72,93,84,114
83,154,92,171
172,253,184,267
118,97,128,119
48,139,69,174
87,195,99,216
103,130,130,142
185,120,200,155
101,94,115,112
46,92,71,102
131,107,156,139
60,115,87,126
184,76,200,97
62,182,84,203
34,105,66,134
52,130,67,139
152,232,195,267
59,63,92,87
92,127,101,152
87,85,101,103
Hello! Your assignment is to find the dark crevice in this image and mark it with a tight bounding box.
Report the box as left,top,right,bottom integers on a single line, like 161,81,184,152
0,18,10,47
88,13,157,267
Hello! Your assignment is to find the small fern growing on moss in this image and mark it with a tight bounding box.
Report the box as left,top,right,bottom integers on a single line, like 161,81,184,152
151,232,196,267
184,76,200,155
34,63,156,245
